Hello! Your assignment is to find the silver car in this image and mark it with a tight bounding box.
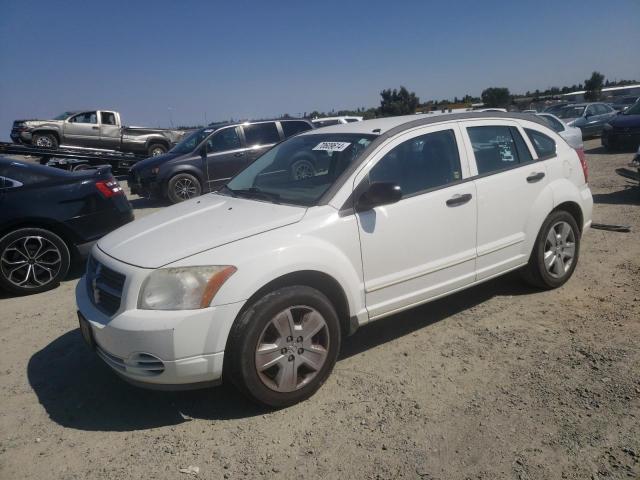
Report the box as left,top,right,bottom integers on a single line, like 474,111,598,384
536,113,583,149
555,103,616,138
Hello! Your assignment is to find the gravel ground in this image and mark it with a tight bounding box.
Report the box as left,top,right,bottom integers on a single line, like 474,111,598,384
1,138,639,479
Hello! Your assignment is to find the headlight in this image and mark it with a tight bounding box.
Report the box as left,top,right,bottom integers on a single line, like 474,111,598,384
138,266,236,310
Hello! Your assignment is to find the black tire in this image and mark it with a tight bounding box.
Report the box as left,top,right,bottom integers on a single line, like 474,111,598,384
32,133,58,150
290,158,316,180
72,163,92,171
166,172,202,204
225,286,341,408
148,143,167,157
0,228,71,295
521,210,581,290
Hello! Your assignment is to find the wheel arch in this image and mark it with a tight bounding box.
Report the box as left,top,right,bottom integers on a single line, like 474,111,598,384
0,219,78,257
233,270,356,339
145,137,170,150
553,201,584,233
31,129,60,144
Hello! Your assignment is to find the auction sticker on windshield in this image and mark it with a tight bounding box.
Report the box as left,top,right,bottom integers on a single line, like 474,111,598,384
313,141,351,152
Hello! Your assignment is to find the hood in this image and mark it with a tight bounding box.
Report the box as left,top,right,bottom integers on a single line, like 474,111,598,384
97,194,306,268
131,151,182,172
13,119,55,126
609,113,640,128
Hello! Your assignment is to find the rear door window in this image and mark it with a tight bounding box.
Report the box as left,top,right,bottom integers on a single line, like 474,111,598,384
467,125,533,175
524,129,556,159
243,122,280,147
281,121,312,138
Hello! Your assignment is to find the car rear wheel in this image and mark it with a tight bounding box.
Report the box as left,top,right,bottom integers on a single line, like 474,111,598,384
32,133,58,150
225,286,341,408
148,144,167,157
521,210,580,289
166,172,202,204
0,228,71,294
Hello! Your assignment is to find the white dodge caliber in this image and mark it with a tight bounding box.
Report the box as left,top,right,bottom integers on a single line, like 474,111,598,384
76,112,593,407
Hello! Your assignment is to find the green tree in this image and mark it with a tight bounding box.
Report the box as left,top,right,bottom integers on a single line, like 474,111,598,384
584,71,605,101
481,87,511,108
377,86,420,117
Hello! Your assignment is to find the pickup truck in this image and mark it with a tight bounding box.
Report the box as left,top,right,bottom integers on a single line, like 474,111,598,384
11,110,188,157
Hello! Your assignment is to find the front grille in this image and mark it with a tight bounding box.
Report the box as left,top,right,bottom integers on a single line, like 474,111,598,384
86,255,126,316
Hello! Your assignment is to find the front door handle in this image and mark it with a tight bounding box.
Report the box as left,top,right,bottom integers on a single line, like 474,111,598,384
526,172,545,183
446,193,472,207
234,152,244,157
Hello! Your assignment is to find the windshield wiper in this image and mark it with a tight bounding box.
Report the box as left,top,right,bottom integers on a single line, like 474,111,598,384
229,187,281,203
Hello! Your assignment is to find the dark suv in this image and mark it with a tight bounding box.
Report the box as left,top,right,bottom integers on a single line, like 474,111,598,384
128,119,313,203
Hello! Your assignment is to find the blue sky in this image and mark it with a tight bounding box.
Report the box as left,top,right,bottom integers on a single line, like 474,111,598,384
0,0,638,138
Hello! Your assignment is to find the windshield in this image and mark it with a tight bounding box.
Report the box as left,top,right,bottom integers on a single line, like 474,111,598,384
170,128,214,154
53,112,74,120
557,106,585,119
225,133,376,206
624,101,640,115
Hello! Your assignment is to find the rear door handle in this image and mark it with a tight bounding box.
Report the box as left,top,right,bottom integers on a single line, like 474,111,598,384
526,172,545,183
91,126,99,130
234,152,244,157
446,193,472,207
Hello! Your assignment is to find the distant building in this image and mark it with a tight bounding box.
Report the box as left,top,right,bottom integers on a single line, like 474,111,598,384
561,84,640,103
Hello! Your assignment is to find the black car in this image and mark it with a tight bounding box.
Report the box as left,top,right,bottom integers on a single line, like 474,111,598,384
128,119,313,204
602,100,640,151
0,158,133,294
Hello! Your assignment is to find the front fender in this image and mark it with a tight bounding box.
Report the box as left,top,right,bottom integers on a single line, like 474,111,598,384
166,211,367,324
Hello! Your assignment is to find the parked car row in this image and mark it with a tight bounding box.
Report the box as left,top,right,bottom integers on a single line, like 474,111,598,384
542,98,640,151
75,112,593,407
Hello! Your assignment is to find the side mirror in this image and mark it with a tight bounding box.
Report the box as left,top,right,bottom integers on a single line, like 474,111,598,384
356,182,402,212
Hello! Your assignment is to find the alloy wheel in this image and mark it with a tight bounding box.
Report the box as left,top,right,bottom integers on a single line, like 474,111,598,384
0,235,62,288
255,305,330,392
291,160,315,180
35,136,53,148
543,221,576,279
173,178,197,199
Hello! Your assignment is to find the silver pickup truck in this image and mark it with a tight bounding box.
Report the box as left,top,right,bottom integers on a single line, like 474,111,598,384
11,110,187,157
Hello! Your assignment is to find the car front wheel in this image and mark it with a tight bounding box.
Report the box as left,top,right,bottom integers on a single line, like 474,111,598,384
0,228,71,294
166,173,202,203
225,286,341,408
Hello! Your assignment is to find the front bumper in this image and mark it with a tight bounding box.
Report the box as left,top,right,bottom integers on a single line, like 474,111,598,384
10,129,32,144
127,173,162,197
75,248,245,388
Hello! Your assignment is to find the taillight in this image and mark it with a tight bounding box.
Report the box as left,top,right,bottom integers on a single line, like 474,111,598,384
95,178,123,198
575,147,588,183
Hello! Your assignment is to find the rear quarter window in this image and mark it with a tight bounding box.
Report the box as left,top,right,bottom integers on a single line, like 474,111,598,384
524,129,556,159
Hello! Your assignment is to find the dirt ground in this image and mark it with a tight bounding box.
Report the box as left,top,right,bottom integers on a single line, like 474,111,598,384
0,138,639,479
